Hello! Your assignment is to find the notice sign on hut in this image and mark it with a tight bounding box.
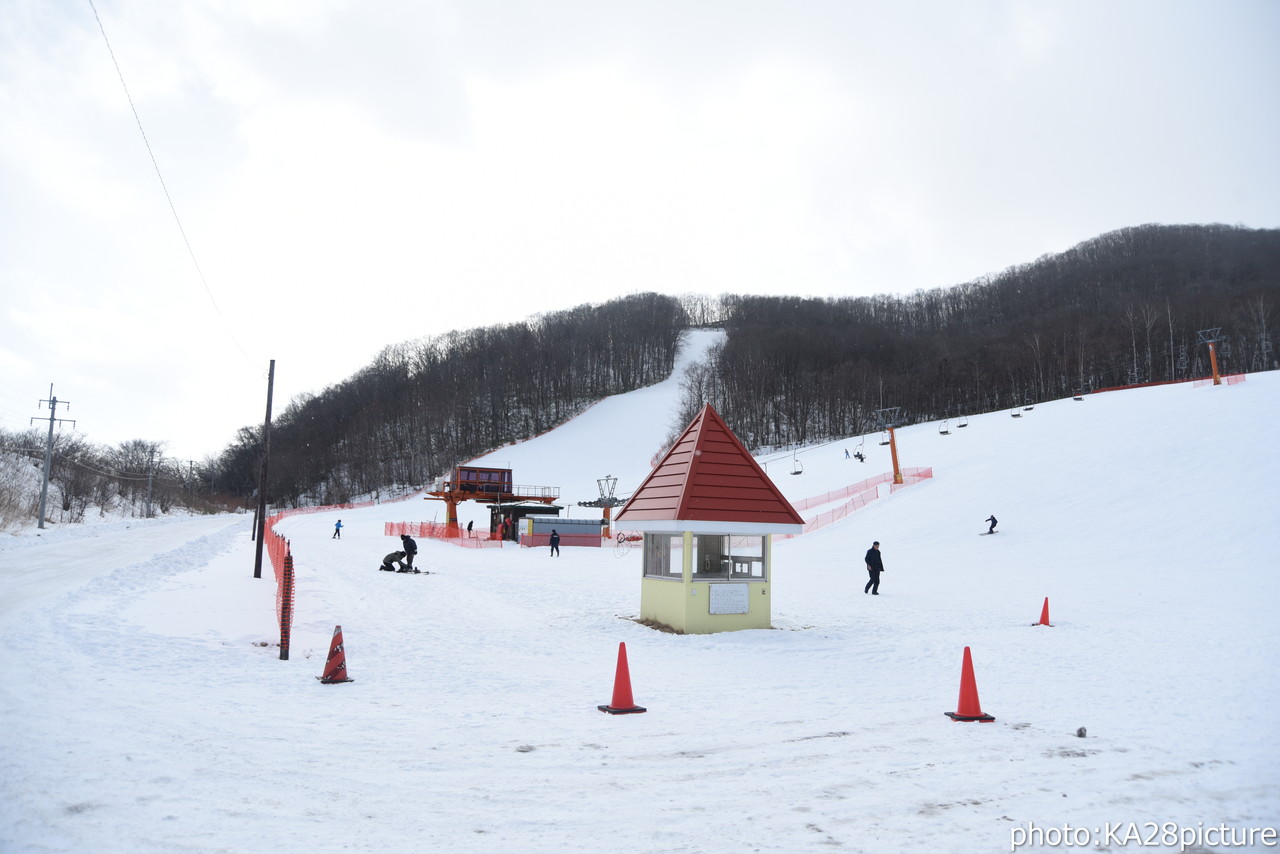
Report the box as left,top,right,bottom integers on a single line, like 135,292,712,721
709,583,750,615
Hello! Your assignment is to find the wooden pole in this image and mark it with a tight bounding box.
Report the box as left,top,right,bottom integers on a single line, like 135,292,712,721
253,360,275,579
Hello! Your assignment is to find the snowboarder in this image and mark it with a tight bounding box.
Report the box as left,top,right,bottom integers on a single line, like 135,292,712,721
864,541,884,595
332,519,343,539
466,520,474,537
984,515,998,534
844,448,850,459
381,550,408,572
549,529,560,557
400,534,418,569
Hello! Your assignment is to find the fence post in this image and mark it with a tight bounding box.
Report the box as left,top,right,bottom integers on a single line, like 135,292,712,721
279,553,294,661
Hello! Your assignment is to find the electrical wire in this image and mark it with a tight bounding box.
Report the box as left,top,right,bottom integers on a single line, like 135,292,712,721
86,0,259,370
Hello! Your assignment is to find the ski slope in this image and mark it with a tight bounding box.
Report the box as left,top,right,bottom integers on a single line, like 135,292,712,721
2,330,1277,853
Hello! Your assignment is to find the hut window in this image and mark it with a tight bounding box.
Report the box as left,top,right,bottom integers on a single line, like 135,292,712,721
642,534,682,578
693,535,767,580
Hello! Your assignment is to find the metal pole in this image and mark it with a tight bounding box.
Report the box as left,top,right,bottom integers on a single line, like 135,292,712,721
888,426,903,485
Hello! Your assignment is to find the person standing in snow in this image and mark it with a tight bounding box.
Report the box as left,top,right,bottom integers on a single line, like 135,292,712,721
467,520,474,538
333,519,343,539
864,541,884,595
381,550,408,572
400,533,418,569
549,529,560,557
985,515,998,534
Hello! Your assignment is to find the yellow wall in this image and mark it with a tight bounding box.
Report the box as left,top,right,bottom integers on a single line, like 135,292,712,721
639,533,773,634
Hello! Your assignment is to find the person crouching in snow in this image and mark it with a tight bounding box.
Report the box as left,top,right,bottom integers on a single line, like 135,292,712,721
400,534,418,569
381,550,408,572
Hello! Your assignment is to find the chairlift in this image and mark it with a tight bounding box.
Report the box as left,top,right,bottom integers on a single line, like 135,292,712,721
1010,408,1023,418
957,414,968,428
790,449,804,475
939,419,951,436
853,438,866,462
1073,391,1084,401
878,431,891,446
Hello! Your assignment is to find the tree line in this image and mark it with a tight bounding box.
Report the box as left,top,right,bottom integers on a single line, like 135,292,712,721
3,223,1275,527
671,224,1279,450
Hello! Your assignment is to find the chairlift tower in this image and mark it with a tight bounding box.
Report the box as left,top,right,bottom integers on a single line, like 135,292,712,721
578,474,625,539
874,407,904,485
1196,328,1224,385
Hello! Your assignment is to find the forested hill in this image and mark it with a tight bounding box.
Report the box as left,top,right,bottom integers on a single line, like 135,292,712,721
686,223,1280,450
201,222,1273,509
10,223,1269,524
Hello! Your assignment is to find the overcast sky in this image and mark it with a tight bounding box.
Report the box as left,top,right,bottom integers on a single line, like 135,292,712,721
1,0,1277,464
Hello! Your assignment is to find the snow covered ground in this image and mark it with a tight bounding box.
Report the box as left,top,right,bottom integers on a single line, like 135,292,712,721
2,329,1278,853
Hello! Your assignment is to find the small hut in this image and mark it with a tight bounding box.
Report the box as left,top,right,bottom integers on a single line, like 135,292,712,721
615,404,804,633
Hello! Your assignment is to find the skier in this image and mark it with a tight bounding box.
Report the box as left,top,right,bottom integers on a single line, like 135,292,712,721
863,541,884,595
380,550,408,572
400,533,418,569
549,529,560,557
332,519,343,539
984,515,998,534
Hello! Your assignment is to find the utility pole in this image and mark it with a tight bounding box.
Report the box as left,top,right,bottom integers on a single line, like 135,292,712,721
32,385,76,530
145,448,156,518
253,360,275,579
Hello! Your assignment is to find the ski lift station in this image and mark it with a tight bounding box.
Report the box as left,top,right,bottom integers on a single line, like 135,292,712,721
615,404,804,634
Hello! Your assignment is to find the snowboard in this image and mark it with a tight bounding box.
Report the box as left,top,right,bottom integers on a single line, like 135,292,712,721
979,531,999,536
379,566,425,573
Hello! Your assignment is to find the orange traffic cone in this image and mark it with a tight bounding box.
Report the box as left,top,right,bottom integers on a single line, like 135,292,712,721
945,646,995,722
1034,597,1053,627
317,625,354,684
598,642,646,715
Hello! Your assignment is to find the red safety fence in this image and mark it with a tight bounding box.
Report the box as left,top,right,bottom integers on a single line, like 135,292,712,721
262,516,294,660
780,467,933,539
1194,373,1246,387
385,520,505,548
790,473,895,512
890,466,934,494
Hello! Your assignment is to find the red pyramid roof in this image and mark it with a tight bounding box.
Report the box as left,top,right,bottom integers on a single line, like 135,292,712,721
616,404,804,532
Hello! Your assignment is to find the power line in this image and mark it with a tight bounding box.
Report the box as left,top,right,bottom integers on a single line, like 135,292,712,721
86,0,258,370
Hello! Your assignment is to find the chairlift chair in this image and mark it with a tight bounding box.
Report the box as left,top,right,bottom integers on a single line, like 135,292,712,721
939,419,951,435
790,449,803,475
1011,408,1023,418
878,431,891,446
957,414,968,428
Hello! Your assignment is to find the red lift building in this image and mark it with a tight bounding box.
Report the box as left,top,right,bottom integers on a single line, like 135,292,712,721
424,466,560,536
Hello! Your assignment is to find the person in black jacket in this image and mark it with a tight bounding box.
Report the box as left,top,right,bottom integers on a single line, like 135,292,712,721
985,515,998,534
400,534,419,569
549,529,560,557
864,541,884,594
